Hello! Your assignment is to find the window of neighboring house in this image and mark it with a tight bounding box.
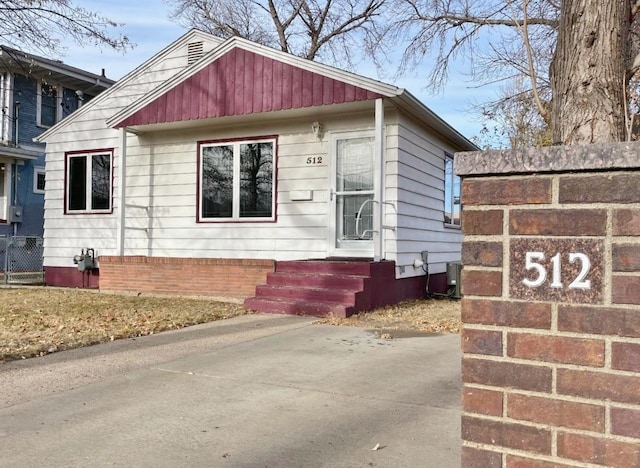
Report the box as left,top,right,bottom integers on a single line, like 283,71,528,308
0,163,7,221
65,150,113,213
37,82,61,127
444,153,461,226
198,137,276,221
33,166,45,194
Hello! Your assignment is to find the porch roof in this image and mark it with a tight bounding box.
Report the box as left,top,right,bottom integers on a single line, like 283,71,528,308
0,144,39,161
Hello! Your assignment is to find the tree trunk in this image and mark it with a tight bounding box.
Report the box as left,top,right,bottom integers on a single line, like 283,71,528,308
551,0,630,145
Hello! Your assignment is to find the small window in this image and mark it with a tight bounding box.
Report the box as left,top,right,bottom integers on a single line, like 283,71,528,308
65,150,113,213
37,81,61,127
444,153,461,226
199,137,276,221
33,167,45,194
0,163,8,221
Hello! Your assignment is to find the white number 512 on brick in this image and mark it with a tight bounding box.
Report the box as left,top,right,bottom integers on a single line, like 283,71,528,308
523,252,591,290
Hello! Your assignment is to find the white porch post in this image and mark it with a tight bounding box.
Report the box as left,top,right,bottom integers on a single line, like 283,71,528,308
115,127,127,256
374,98,385,261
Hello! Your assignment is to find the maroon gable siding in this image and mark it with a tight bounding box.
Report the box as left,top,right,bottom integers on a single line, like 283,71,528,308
115,48,382,127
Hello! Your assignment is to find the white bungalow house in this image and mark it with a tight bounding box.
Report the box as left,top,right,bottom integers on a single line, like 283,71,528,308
36,29,476,316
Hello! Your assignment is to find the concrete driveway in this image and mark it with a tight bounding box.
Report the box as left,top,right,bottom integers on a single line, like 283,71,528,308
0,314,461,467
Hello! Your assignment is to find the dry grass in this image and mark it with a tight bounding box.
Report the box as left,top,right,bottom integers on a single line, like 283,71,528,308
0,288,461,364
0,288,247,363
319,298,461,334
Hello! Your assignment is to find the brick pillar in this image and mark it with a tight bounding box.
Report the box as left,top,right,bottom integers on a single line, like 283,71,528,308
456,143,640,467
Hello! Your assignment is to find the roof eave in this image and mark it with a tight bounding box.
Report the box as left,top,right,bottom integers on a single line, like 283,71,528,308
391,91,478,152
0,46,115,86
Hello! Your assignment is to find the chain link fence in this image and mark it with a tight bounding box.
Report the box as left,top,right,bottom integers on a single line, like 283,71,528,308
0,236,44,284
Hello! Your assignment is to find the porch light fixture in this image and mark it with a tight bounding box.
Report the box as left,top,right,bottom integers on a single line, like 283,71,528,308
311,121,324,139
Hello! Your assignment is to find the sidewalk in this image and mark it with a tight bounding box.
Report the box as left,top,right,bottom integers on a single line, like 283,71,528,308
0,314,461,467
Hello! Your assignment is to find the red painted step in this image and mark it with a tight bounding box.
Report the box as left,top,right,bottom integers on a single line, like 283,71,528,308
265,272,368,290
275,260,376,276
254,284,360,304
244,259,396,317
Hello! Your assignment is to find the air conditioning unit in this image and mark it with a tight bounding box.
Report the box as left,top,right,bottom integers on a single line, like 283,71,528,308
446,262,463,299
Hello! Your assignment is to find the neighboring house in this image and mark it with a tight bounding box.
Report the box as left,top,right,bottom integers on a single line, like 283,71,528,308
36,29,476,316
0,47,113,239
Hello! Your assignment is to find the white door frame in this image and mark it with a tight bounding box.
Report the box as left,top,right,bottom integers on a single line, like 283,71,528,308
326,99,385,259
327,129,377,258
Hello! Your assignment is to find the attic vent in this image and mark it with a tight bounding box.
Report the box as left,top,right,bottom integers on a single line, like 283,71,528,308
187,41,204,65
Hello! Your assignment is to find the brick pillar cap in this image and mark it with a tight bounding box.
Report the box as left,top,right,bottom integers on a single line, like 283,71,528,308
455,141,640,176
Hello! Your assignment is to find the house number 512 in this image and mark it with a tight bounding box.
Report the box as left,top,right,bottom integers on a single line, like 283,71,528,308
522,252,591,290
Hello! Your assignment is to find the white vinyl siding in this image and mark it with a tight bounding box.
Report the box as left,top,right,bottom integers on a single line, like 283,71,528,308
41,32,223,267
40,33,466,280
43,111,372,267
386,114,463,277
114,118,341,260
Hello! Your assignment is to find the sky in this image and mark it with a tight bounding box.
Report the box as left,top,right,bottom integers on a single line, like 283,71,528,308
56,0,493,143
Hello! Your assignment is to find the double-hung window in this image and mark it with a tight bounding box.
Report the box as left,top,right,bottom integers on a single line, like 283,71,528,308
199,137,276,221
444,153,461,226
65,150,113,213
33,167,45,194
38,82,61,127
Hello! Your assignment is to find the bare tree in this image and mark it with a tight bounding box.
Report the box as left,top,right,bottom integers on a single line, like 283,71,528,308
388,1,557,90
167,0,385,65
550,0,630,144
389,0,640,145
477,78,551,149
0,0,131,56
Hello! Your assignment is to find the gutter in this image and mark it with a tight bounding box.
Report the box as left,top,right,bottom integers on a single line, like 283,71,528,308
390,91,479,152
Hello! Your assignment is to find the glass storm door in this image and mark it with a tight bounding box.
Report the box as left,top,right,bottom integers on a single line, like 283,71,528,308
331,134,375,255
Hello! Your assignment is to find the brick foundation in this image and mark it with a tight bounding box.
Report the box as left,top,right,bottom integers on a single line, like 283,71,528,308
47,255,443,305
45,266,100,289
456,142,640,467
98,256,275,298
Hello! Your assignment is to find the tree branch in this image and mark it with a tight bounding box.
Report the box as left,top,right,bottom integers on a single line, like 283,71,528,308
517,0,550,122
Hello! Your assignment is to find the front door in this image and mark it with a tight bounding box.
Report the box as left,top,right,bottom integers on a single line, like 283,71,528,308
329,132,375,257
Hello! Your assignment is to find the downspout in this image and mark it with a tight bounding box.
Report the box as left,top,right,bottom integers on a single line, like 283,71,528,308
0,73,6,142
13,101,19,146
12,158,17,237
374,98,385,261
5,73,13,145
12,100,19,238
116,127,127,256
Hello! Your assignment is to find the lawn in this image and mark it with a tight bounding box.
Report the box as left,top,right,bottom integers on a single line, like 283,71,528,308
319,298,461,334
0,288,461,364
0,288,247,363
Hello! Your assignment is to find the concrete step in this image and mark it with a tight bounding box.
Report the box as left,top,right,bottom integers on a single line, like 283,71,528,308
244,297,351,317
